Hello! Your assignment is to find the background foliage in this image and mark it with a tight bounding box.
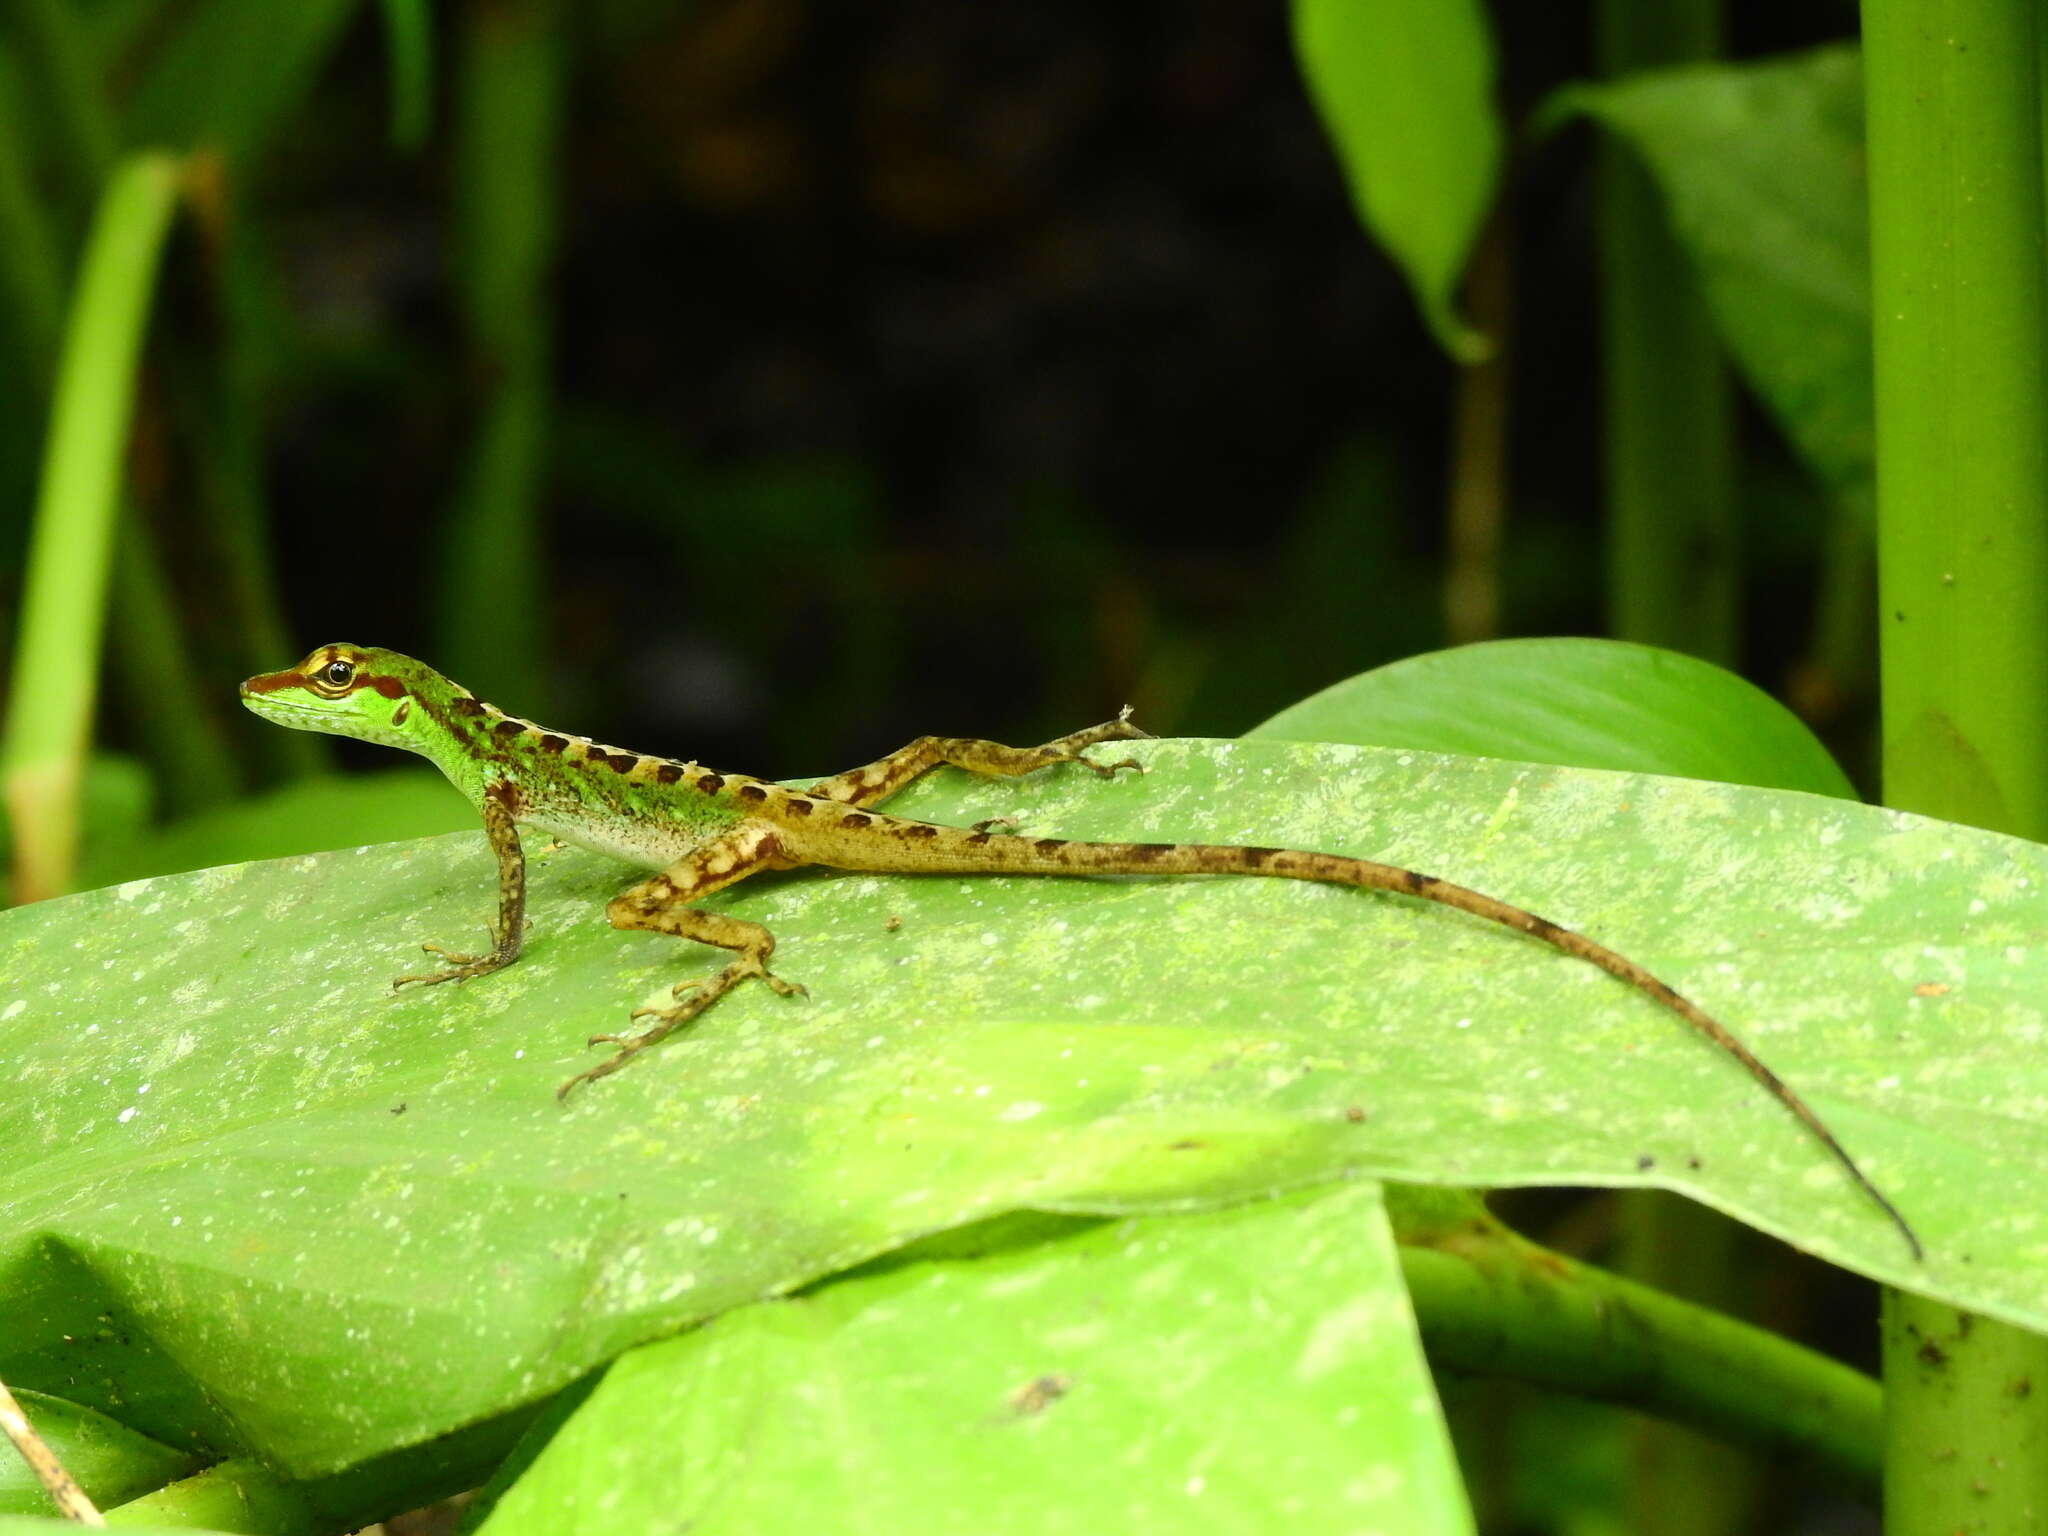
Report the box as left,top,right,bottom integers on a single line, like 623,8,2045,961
1,1,2038,1534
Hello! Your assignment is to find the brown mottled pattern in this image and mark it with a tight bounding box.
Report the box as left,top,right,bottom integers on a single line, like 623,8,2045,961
493,719,524,738
786,798,813,816
607,753,638,774
655,763,684,785
738,784,768,803
452,697,487,717
538,734,568,754
697,774,725,795
902,824,937,839
842,813,872,828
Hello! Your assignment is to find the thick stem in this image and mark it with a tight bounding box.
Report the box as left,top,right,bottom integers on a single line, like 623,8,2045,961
1863,0,2048,1530
1596,0,1737,664
1399,1207,1879,1492
0,155,183,901
439,0,562,710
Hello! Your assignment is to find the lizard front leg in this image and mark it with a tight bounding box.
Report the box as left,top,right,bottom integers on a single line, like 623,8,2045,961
557,824,796,1097
394,782,527,988
806,708,1153,807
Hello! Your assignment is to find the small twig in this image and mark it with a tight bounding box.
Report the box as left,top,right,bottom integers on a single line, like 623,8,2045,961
0,1377,104,1525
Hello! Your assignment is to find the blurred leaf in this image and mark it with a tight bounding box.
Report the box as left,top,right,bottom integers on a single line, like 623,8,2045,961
479,1184,1471,1536
90,769,474,886
1251,638,1856,798
1553,45,1873,514
0,737,2023,1486
1292,0,1500,362
123,0,362,165
0,1391,199,1517
0,1519,227,1536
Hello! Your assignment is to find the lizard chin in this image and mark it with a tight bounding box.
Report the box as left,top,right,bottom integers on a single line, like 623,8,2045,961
238,689,410,750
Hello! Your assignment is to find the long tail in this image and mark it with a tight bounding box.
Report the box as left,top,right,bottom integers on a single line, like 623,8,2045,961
888,832,1923,1259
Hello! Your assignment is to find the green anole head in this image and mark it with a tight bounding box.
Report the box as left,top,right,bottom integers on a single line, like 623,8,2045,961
241,644,458,751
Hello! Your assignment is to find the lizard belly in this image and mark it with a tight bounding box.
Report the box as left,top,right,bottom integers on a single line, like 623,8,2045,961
519,807,706,870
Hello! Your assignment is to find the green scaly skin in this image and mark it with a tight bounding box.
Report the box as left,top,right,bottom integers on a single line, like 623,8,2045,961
240,644,1923,1260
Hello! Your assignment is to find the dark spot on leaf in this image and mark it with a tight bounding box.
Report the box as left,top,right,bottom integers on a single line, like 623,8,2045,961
655,763,684,784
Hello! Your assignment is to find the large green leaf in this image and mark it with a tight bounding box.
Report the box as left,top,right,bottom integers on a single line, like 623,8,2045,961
477,1184,1470,1536
1251,638,1857,798
1554,46,1872,513
1,738,2036,1488
122,0,362,166
1292,0,1500,361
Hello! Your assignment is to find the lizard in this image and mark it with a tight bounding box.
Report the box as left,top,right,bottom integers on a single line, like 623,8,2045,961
240,643,1921,1259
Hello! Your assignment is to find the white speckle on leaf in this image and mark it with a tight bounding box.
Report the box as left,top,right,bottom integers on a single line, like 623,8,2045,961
999,1100,1044,1122
117,1106,138,1124
1,1000,24,1021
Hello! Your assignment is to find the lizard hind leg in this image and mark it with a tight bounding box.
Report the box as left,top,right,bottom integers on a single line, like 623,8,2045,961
557,829,797,1098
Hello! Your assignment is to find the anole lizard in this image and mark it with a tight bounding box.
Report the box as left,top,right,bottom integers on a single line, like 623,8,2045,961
241,644,1921,1258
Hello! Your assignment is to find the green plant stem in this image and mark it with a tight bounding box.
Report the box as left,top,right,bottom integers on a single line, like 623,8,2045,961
177,166,324,782
1863,1,2048,1531
1398,1210,1879,1492
1596,0,1737,665
1592,3,1752,1529
440,0,561,711
1,154,183,902
377,0,435,150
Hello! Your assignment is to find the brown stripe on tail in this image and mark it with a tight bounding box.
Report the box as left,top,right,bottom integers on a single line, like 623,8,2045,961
850,831,1923,1259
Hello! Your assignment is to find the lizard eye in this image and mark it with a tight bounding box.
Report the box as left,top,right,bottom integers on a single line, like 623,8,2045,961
320,659,356,689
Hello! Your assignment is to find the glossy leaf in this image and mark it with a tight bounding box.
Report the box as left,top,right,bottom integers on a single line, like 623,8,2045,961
1292,0,1500,361
478,1184,1471,1536
1251,638,1856,798
0,738,2033,1486
1554,47,1872,512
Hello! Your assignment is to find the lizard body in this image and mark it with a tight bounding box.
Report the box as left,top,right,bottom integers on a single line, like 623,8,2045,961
241,644,1920,1258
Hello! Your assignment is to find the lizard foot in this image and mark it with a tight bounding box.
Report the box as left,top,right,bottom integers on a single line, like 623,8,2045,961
393,937,516,989
557,954,806,1098
1035,709,1153,780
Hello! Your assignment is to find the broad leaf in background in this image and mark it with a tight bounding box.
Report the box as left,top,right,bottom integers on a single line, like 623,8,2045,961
478,1184,1471,1536
123,0,364,167
89,769,474,886
1554,46,1872,514
1292,0,1500,362
1253,638,1857,799
0,1521,220,1536
2,737,2036,1496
